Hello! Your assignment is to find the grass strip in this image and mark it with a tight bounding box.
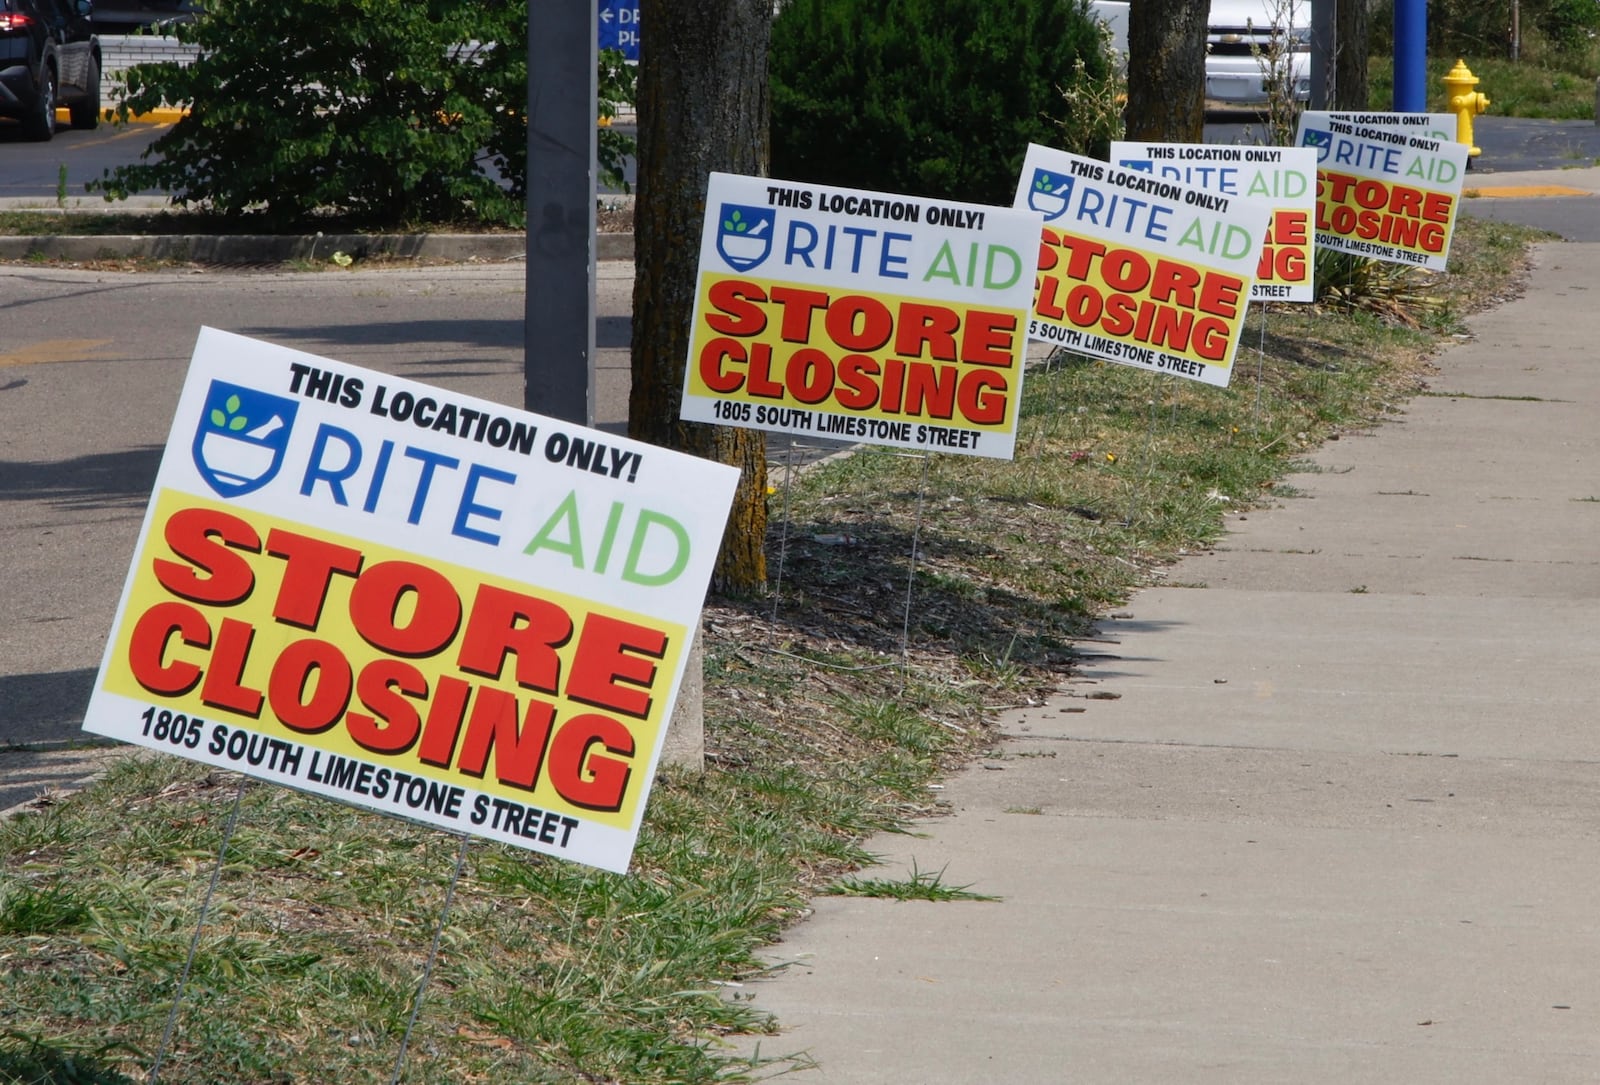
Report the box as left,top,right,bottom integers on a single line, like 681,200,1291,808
1368,50,1600,123
0,209,522,239
0,216,1550,1084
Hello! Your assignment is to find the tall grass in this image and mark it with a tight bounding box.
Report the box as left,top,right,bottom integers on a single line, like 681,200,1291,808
1368,37,1600,120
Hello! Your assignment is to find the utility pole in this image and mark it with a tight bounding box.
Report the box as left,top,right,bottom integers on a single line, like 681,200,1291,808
526,4,597,425
1310,0,1335,109
1393,0,1427,111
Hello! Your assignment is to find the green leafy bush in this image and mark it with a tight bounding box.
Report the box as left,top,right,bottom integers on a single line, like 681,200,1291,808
91,0,531,228
598,47,637,195
1537,0,1600,49
1370,0,1600,58
770,0,1112,205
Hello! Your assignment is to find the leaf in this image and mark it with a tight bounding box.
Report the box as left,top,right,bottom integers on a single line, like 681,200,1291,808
210,408,226,427
226,394,241,413
229,416,248,431
455,1027,514,1050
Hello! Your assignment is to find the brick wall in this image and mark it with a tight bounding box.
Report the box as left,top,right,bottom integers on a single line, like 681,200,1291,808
95,36,638,125
98,34,201,74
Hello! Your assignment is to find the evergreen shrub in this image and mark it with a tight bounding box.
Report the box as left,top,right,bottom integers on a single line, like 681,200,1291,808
770,0,1113,206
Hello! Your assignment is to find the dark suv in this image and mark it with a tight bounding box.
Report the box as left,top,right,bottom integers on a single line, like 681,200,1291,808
1,0,101,140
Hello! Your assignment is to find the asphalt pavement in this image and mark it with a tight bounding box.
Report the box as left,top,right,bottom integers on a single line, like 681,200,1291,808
1454,115,1600,240
0,260,622,814
1471,113,1600,172
0,120,167,200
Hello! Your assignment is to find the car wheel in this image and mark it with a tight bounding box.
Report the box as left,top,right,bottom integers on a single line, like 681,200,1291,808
69,59,101,131
22,65,57,142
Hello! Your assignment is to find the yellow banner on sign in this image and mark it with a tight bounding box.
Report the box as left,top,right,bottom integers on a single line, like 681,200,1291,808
102,490,685,830
686,274,1024,433
1314,169,1456,262
1030,228,1250,375
1257,208,1312,292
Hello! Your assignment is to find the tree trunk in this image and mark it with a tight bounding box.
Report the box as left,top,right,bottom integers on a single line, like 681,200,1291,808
1124,0,1209,143
1333,0,1369,111
630,0,770,593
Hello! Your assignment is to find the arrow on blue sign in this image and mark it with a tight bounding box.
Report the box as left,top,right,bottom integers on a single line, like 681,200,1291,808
598,0,640,62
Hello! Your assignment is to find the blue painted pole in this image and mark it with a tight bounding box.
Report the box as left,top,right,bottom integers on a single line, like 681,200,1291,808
1393,0,1427,111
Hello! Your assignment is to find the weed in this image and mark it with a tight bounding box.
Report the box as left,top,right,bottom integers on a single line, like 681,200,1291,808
0,883,91,935
826,862,999,902
0,1033,140,1085
1249,0,1309,147
1314,248,1439,326
1056,18,1128,153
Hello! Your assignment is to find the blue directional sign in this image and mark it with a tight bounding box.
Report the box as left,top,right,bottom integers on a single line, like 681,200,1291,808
598,0,641,62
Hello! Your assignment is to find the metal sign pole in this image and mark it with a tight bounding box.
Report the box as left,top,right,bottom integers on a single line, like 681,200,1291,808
148,777,249,1085
387,835,472,1085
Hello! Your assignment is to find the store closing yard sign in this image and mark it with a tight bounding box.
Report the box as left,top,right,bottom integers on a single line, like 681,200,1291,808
1296,111,1469,271
1109,142,1317,304
83,329,738,875
1013,143,1272,387
680,172,1040,460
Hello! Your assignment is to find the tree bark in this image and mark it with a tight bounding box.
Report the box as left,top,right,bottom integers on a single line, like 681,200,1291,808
1333,0,1370,111
1124,0,1209,143
630,0,770,593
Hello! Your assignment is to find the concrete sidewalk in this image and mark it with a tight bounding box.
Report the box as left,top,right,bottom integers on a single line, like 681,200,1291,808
728,244,1600,1078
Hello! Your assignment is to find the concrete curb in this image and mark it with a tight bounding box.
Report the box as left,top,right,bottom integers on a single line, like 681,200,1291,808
0,231,634,263
52,107,183,125
0,744,130,822
108,107,186,124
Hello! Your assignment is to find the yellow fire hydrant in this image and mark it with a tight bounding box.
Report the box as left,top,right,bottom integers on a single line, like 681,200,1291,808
1443,59,1489,160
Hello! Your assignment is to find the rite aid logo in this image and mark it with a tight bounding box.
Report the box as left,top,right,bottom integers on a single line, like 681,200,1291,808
191,380,298,498
1302,128,1333,162
1026,169,1074,221
715,203,775,271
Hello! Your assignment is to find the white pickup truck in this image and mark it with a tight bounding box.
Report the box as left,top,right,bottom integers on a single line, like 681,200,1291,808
1088,0,1311,106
